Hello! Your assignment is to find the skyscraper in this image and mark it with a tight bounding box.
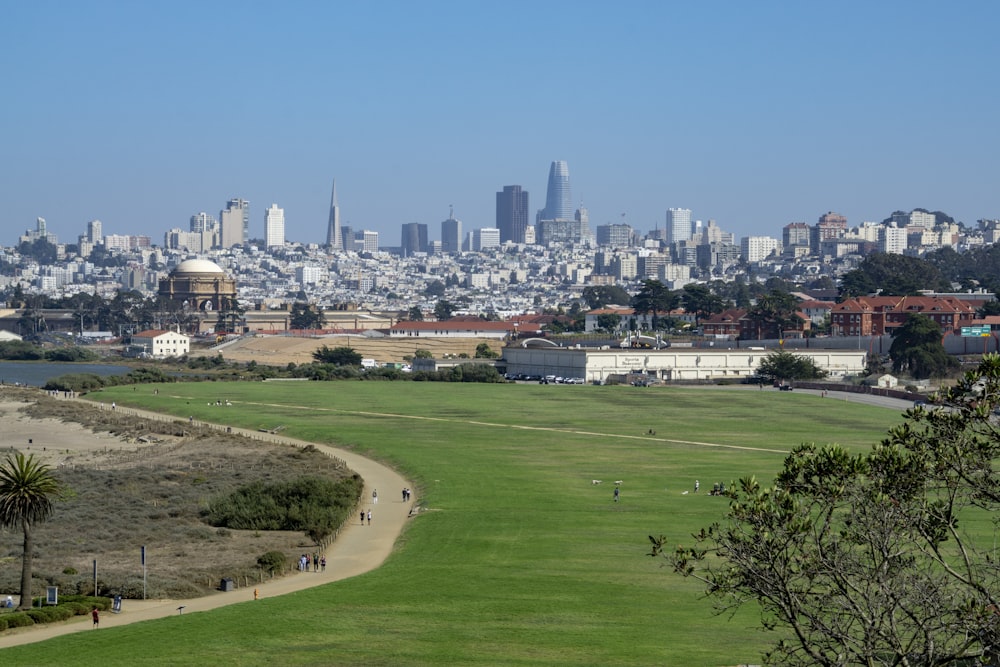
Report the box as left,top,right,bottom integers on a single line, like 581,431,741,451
441,208,463,254
325,180,342,251
496,185,529,243
400,222,428,256
666,208,693,244
265,204,285,250
539,161,572,222
220,198,249,248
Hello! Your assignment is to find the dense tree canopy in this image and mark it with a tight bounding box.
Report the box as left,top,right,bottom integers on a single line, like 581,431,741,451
839,253,949,299
754,350,827,382
289,302,326,330
654,355,1000,665
889,313,959,378
680,284,726,325
311,345,362,366
582,285,632,310
630,280,679,331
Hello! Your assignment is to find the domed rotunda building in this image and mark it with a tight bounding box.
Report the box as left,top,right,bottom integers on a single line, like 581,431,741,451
158,259,237,312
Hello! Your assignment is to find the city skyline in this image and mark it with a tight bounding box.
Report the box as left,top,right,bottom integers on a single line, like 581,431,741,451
3,3,999,247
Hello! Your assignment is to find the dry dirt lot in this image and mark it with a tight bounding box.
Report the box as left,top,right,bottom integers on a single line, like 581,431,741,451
200,334,501,366
0,387,355,599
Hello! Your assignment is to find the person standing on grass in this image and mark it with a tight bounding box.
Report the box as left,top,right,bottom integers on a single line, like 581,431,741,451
614,486,620,502
92,607,99,627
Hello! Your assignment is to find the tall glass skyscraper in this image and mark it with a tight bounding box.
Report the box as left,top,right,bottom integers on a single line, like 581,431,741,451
496,185,529,243
441,208,463,253
540,160,572,221
666,207,693,244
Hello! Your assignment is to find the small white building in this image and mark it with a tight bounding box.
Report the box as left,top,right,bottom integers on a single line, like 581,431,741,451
131,329,190,358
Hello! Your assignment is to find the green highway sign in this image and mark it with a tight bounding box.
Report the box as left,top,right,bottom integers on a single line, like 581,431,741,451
961,325,992,337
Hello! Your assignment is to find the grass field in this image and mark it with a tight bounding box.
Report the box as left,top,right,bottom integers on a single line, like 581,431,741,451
1,382,905,666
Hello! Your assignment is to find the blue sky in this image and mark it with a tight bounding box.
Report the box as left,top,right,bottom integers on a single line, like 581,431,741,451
3,1,998,247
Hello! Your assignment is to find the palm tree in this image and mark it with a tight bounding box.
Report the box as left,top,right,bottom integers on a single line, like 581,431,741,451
0,453,62,609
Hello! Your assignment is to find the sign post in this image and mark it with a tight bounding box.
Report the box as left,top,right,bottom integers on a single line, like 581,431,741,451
141,545,147,600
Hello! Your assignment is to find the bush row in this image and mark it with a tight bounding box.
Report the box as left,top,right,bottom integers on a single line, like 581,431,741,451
0,595,109,632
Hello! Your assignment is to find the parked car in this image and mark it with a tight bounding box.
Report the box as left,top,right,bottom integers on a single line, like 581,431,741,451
778,384,793,391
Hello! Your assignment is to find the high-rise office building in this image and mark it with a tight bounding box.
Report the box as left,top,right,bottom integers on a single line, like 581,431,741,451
400,222,428,256
362,230,379,254
596,223,634,247
340,225,354,252
265,204,285,250
539,161,572,222
220,198,249,248
325,180,342,250
472,227,501,251
496,185,529,243
666,208,693,244
441,209,463,254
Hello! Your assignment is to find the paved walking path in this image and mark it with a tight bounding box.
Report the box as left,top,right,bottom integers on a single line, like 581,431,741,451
0,403,414,649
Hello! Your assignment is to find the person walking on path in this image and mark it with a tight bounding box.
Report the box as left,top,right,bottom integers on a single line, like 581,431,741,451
367,510,372,525
372,489,378,504
253,588,259,600
320,556,326,572
312,553,319,572
91,608,99,628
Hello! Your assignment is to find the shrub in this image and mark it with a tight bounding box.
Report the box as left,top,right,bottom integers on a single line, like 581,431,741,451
4,613,33,628
256,551,287,574
205,475,363,541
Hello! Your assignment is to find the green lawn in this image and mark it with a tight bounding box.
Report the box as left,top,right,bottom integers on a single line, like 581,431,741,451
2,383,904,666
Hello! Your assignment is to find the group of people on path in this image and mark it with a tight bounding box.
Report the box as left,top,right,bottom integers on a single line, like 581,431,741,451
401,487,411,501
298,552,326,572
360,510,372,525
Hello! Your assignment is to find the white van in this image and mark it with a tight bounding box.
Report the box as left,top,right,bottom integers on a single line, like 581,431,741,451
361,358,378,369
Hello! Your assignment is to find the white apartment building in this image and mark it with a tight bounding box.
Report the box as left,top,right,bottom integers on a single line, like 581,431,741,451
880,224,908,254
265,204,285,250
740,236,781,262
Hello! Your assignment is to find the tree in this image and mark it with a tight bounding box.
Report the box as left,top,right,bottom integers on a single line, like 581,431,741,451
596,313,622,333
653,355,1000,665
0,453,62,610
289,302,326,330
745,289,802,340
755,350,827,383
839,253,948,299
889,313,959,378
474,342,498,359
434,300,456,321
424,280,446,298
582,285,632,309
630,280,679,331
311,345,362,366
407,306,424,321
680,284,725,326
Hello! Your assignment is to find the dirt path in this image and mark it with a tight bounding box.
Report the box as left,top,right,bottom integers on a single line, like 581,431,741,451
0,403,415,649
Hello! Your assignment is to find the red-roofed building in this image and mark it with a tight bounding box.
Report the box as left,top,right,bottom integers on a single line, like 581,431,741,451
830,296,977,336
700,309,745,338
389,320,541,340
